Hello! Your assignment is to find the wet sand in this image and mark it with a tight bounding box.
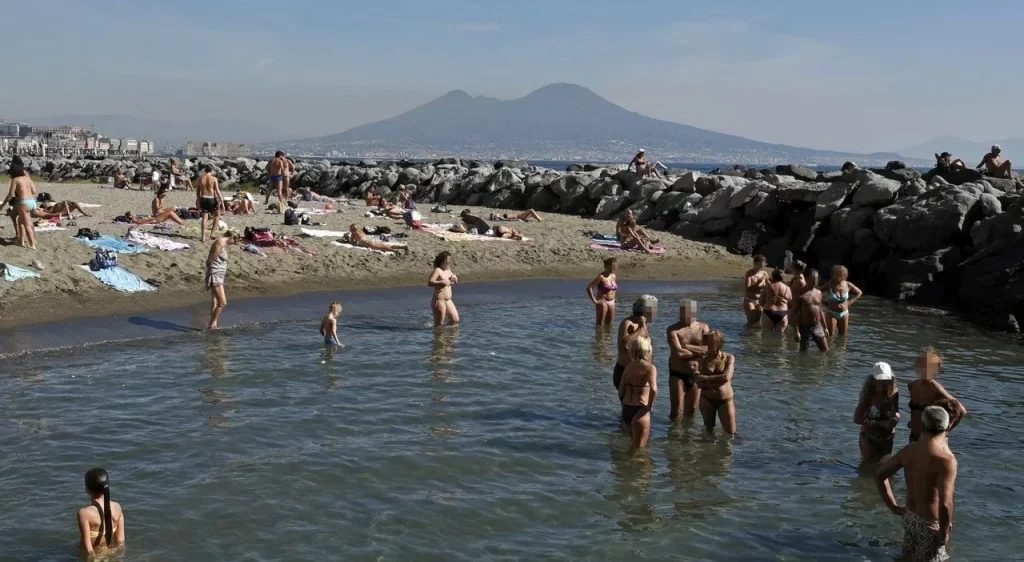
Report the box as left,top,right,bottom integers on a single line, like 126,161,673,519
0,181,749,328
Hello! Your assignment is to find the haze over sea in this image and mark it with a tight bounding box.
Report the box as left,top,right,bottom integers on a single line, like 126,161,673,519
2,280,1021,561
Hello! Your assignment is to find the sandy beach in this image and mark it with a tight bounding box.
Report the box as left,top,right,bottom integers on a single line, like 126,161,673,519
0,181,748,327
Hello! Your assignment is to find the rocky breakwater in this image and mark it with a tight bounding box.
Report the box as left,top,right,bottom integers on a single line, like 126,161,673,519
4,155,1022,332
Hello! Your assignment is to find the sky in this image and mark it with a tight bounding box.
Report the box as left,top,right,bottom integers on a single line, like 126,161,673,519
4,0,1024,152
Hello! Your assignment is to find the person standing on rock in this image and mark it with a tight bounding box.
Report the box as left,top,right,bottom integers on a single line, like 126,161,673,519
428,251,459,327
823,265,862,337
266,151,286,212
196,166,223,243
205,230,237,330
666,300,710,419
792,269,829,352
977,144,1013,179
614,296,657,391
874,405,957,562
743,255,769,324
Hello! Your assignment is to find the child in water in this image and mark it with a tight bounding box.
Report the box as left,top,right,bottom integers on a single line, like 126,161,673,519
320,302,343,346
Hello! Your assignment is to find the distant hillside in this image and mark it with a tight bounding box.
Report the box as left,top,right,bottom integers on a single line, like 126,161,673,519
24,114,302,153
274,83,911,166
897,135,1024,162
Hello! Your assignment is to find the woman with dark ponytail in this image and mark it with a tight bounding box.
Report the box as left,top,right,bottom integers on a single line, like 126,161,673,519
77,468,125,553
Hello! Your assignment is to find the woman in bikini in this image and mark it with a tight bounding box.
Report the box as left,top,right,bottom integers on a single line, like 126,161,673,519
907,348,966,442
76,467,125,555
492,225,522,240
759,267,793,332
822,265,862,337
854,362,901,461
618,334,658,449
618,216,655,254
428,251,459,327
586,257,618,325
349,223,410,255
1,156,38,249
695,330,737,435
743,255,768,324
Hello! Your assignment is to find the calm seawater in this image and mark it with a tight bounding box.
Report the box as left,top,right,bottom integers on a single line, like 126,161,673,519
1,280,1021,561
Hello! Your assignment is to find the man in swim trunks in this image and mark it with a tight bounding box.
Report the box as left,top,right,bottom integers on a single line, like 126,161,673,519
875,406,956,562
196,166,223,242
759,268,793,332
743,254,769,324
614,295,657,391
666,299,709,419
266,151,286,212
977,144,1013,179
791,269,829,352
320,301,343,346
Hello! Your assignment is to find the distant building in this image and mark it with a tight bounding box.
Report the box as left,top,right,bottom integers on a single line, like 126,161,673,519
0,122,20,137
181,140,251,158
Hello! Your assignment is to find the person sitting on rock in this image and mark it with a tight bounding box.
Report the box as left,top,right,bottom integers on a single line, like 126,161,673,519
935,152,966,171
977,145,1013,178
629,149,663,179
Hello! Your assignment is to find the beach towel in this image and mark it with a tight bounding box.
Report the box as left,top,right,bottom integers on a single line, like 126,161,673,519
300,228,350,238
294,207,333,216
80,203,103,208
76,235,148,255
35,225,67,232
421,226,532,242
591,233,619,242
125,229,189,252
331,241,394,256
419,222,456,230
77,265,155,292
2,264,40,282
589,241,665,255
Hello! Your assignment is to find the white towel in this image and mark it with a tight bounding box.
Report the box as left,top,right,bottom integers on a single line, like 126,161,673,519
331,241,394,256
301,228,350,238
35,226,67,232
125,229,190,251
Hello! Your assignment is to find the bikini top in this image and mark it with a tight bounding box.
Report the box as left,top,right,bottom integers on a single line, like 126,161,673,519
703,354,728,374
769,283,787,306
621,378,651,405
598,279,618,293
827,284,849,303
89,501,119,545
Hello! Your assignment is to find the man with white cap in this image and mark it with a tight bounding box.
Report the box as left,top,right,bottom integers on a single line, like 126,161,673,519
629,149,663,179
854,361,901,461
977,144,1013,178
875,405,957,561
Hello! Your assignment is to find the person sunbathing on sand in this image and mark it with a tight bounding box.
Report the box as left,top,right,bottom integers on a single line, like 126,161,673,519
492,225,523,240
489,209,542,222
40,199,91,219
616,210,658,245
152,187,171,215
124,209,185,226
349,223,409,255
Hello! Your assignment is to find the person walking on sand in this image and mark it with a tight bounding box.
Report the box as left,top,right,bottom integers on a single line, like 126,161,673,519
666,299,710,419
2,155,38,249
618,334,658,449
586,257,618,325
695,330,737,435
197,165,223,242
77,468,126,555
875,406,957,562
792,269,829,352
205,231,236,330
743,254,769,324
428,251,459,327
613,295,658,391
908,348,967,443
855,362,901,462
266,151,286,211
977,144,1013,179
320,301,343,346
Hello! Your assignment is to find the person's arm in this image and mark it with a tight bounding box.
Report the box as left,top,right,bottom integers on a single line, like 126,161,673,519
846,283,863,308
744,273,759,291
428,268,450,288
977,156,987,169
640,366,658,418
586,277,600,304
886,393,902,431
933,382,967,431
330,317,339,342
77,509,94,554
206,241,221,266
938,457,957,545
667,327,685,359
874,451,906,515
853,393,869,425
114,508,126,545
696,354,734,387
214,179,223,205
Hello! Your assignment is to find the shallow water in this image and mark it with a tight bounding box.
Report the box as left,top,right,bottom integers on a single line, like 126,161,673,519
1,280,1022,561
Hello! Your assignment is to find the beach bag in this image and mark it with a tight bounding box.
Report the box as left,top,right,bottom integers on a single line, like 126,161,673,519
90,248,118,271
404,210,422,228
251,228,275,246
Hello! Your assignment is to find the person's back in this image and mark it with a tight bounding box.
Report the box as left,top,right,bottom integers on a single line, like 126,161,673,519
198,172,218,198
903,438,955,519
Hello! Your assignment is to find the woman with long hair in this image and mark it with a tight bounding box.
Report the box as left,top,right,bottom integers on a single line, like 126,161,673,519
76,468,125,554
586,257,618,325
854,362,901,461
822,265,863,336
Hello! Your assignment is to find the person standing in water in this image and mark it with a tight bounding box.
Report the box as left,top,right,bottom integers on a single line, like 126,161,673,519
586,258,618,325
666,299,709,419
618,334,658,449
205,231,236,330
613,295,658,390
1,155,38,249
77,468,125,555
789,261,809,296
320,302,343,346
428,251,459,327
792,269,829,352
823,265,862,337
743,255,769,324
908,348,966,443
759,268,793,332
196,165,223,243
854,362,901,462
695,330,737,435
875,406,957,562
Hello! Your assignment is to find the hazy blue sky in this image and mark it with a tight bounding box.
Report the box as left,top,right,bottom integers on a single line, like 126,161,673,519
4,0,1022,152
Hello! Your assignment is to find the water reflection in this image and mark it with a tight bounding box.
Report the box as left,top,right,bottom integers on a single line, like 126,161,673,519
591,325,615,366
664,436,735,520
606,434,660,533
198,334,236,428
429,326,460,382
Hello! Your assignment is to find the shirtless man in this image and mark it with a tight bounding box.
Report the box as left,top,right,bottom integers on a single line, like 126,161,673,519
196,166,223,242
791,269,829,352
977,144,1013,179
283,154,296,199
875,406,957,562
266,151,286,212
428,251,459,327
666,300,710,419
614,295,658,391
743,254,769,324
319,301,343,346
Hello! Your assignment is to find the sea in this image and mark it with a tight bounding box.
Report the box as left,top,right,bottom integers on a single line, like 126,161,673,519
1,280,1021,561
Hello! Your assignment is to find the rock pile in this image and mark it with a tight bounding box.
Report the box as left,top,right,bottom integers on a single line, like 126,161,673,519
4,155,1022,332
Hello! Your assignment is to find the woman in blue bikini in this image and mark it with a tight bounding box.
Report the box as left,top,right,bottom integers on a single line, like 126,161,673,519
587,257,618,325
823,265,862,337
1,156,38,249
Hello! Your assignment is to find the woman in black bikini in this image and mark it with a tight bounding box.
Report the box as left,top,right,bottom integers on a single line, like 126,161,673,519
759,268,793,332
618,334,658,448
695,330,737,435
907,348,966,442
854,362,901,461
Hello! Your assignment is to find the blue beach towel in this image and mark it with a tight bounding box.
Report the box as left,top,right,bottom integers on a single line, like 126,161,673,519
592,234,618,242
78,265,155,293
76,235,148,255
2,264,40,282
